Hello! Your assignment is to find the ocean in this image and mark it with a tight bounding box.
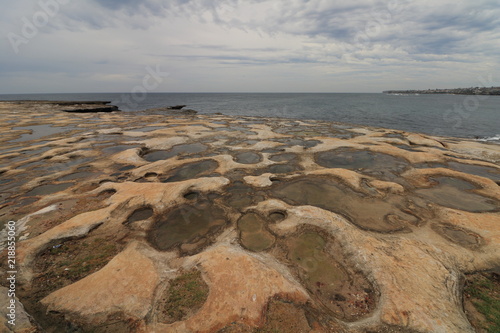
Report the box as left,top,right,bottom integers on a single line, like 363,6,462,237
1,93,498,142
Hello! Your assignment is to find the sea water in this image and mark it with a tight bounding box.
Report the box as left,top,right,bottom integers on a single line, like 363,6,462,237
1,93,498,142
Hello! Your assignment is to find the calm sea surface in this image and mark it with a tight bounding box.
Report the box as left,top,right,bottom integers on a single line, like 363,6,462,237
1,93,498,142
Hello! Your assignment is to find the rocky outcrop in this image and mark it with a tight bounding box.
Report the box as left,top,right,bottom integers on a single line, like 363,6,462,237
168,104,187,110
1,101,500,333
63,105,119,113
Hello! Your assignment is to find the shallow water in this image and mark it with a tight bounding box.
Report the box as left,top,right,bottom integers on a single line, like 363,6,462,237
148,201,227,253
270,177,416,232
223,181,263,211
448,162,500,182
161,160,218,183
283,230,375,320
269,153,298,163
416,177,498,212
129,126,166,132
25,183,74,196
4,93,500,140
143,143,208,162
11,124,75,142
233,151,262,164
126,207,154,224
268,164,302,174
57,171,96,181
432,223,482,249
237,212,275,252
101,145,139,154
315,149,408,173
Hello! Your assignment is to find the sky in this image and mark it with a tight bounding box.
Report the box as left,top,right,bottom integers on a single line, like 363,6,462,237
1,0,500,93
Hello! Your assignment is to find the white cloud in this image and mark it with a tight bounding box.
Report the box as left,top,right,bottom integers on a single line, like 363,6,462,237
1,0,499,93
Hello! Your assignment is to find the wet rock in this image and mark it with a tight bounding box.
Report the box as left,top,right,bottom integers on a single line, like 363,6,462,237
168,105,187,110
63,105,119,113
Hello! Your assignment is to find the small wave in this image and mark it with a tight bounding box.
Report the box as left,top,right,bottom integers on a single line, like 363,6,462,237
475,134,500,143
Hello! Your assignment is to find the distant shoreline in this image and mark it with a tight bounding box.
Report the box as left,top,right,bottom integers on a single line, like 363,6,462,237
383,87,500,95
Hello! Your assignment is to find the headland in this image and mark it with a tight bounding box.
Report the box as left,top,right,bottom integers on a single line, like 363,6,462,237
384,87,500,95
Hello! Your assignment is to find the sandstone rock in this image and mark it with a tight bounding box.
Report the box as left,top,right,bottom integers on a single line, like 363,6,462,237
41,242,158,326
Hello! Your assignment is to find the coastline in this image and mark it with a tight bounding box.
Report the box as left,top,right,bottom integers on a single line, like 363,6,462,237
1,100,500,332
384,86,500,95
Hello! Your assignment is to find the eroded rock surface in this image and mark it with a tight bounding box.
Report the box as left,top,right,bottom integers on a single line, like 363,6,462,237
1,101,499,333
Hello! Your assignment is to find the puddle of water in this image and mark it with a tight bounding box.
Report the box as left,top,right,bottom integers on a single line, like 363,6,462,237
11,124,74,142
118,165,136,171
270,177,416,232
143,143,208,162
57,171,97,182
0,146,20,155
274,138,321,149
416,177,498,212
148,201,227,254
126,207,154,224
161,160,218,183
223,181,263,211
413,162,449,169
233,152,262,164
218,126,256,135
432,223,483,249
283,230,376,321
25,146,54,158
36,157,93,172
238,212,275,252
20,160,45,169
226,139,261,147
394,144,423,152
183,191,200,200
269,211,287,222
129,126,166,132
102,145,138,154
269,153,298,163
25,183,74,196
315,149,409,178
142,150,174,162
0,178,13,185
448,162,500,182
268,164,302,174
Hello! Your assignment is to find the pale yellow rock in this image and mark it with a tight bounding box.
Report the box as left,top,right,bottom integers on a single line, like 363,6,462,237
369,180,405,194
111,148,147,165
139,136,189,150
41,242,159,325
407,133,445,148
243,173,274,187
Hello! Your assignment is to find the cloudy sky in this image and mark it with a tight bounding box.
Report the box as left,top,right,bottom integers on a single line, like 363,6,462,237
1,0,499,93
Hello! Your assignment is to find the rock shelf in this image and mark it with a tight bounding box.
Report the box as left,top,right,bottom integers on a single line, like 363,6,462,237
0,101,499,333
